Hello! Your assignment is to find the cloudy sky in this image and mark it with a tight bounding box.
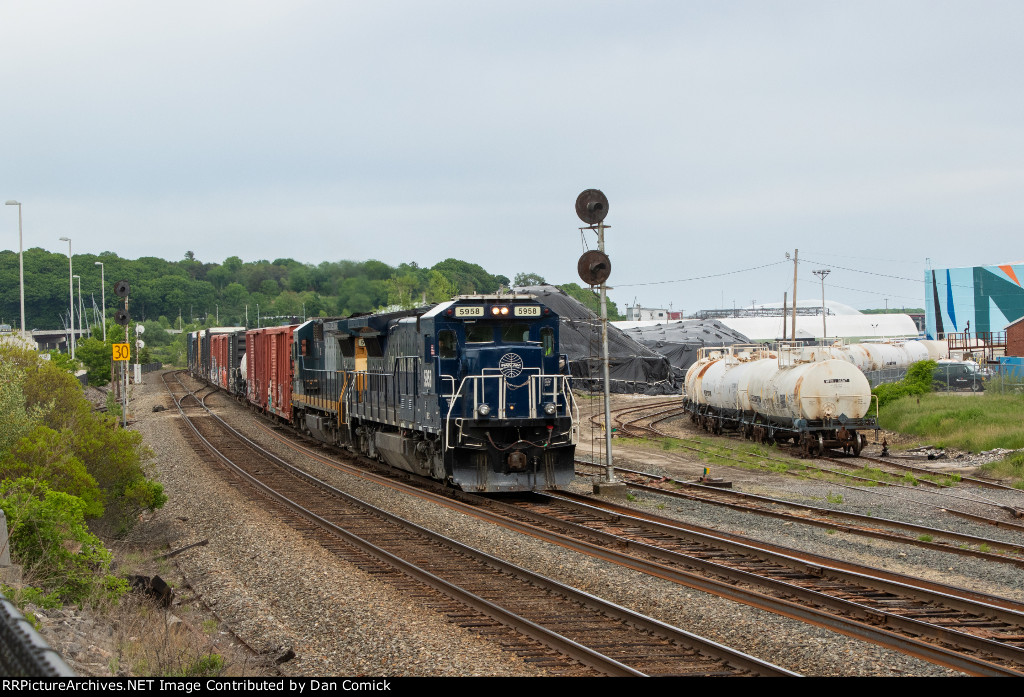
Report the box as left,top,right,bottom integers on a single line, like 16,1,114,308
3,1,1022,314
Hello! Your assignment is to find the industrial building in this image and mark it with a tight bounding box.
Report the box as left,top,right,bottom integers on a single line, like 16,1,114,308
615,300,918,343
925,263,1024,339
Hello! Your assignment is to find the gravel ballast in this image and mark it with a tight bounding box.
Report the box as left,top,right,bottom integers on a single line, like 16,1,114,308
31,376,1024,677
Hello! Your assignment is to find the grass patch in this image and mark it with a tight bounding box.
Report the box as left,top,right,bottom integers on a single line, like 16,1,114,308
979,451,1024,486
879,391,1024,487
881,393,1024,453
918,472,961,487
851,467,901,485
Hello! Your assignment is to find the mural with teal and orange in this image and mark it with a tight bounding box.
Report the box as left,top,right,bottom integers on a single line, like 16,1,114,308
925,264,1024,339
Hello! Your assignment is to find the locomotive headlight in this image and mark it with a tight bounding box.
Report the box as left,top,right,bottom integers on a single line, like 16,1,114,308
543,402,557,415
500,306,509,315
477,403,491,417
491,307,500,315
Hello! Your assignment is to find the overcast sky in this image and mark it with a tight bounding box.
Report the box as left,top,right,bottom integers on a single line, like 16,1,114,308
3,1,1023,314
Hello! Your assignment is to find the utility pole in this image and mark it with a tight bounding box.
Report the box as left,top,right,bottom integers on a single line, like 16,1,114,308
782,291,787,340
813,269,831,342
790,249,798,340
95,262,106,342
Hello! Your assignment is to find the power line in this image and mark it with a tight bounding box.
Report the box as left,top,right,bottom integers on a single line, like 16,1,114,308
618,260,788,288
800,257,976,289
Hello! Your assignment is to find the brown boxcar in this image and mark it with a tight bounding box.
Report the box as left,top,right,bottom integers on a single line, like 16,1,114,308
210,333,230,390
246,325,296,421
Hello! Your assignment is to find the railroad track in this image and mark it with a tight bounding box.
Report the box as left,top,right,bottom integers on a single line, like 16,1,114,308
180,376,1024,675
481,490,1024,677
574,461,1024,566
595,400,1024,523
206,383,1024,677
164,371,793,677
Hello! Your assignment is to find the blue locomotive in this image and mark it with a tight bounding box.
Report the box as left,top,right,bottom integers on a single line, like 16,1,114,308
290,294,579,492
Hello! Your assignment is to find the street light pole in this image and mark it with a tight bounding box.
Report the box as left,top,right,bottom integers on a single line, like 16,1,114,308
95,261,106,342
59,236,75,358
813,269,831,343
5,201,25,339
73,275,84,339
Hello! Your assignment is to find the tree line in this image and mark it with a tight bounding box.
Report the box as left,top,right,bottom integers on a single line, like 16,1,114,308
0,249,623,335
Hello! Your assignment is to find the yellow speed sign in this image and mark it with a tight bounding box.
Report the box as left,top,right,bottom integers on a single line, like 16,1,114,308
113,343,131,361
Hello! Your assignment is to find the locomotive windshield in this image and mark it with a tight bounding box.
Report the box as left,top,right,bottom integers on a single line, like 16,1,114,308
466,324,493,343
501,324,530,342
463,322,537,344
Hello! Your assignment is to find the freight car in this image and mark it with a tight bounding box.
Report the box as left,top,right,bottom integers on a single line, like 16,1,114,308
189,295,579,493
186,327,247,393
823,339,947,372
683,344,877,457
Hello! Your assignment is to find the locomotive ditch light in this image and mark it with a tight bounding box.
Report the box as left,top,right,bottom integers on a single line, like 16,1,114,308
477,404,491,417
543,402,557,415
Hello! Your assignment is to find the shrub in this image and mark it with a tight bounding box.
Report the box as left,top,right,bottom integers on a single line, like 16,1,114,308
1,344,166,533
1,425,104,517
873,360,937,408
0,478,127,604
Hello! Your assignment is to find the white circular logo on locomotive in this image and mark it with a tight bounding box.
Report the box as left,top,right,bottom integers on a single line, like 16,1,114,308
499,353,524,379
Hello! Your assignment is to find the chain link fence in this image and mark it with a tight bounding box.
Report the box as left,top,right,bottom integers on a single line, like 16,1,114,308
865,361,1024,393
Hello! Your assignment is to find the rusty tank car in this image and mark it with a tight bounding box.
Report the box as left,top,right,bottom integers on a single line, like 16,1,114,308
683,344,877,456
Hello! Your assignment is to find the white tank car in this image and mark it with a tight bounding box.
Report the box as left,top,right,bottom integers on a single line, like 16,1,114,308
684,349,725,405
698,346,870,422
747,351,871,422
916,340,948,360
684,345,876,456
825,340,932,372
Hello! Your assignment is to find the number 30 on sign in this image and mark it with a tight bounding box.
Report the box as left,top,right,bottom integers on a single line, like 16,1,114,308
113,343,131,361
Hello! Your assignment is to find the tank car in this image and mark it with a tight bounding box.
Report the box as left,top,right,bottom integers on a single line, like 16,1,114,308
684,344,877,456
824,339,931,372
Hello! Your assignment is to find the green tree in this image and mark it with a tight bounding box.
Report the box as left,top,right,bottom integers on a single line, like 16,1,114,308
1,345,166,531
431,258,503,295
426,270,458,304
558,283,625,320
45,349,80,374
76,336,113,386
514,272,546,287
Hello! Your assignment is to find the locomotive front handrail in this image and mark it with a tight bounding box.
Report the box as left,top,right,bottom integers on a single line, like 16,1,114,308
442,373,577,452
